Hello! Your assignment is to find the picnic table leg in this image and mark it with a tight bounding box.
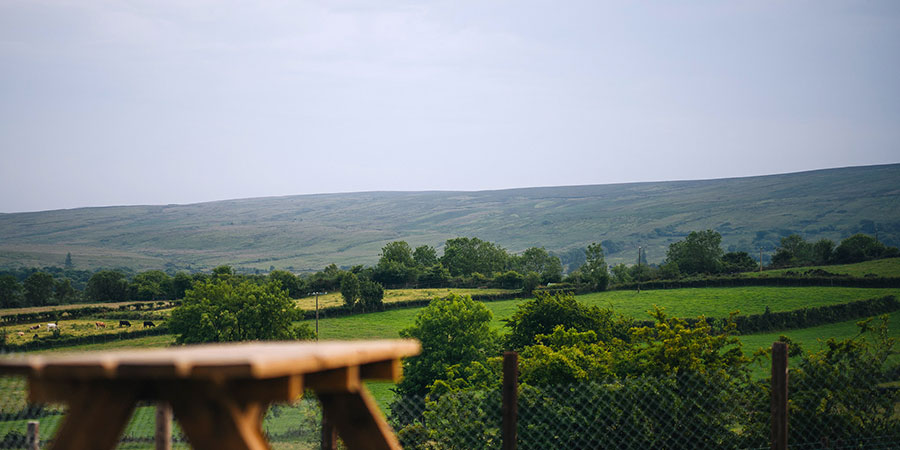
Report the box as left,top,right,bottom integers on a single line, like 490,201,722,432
317,386,402,450
48,386,137,450
166,386,269,450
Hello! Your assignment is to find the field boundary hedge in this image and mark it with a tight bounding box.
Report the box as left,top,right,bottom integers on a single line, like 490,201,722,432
632,295,900,335
0,325,169,353
613,276,900,291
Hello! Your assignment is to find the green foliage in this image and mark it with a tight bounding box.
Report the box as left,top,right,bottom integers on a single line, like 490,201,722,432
268,270,304,298
358,279,385,311
168,278,313,344
413,245,438,268
129,270,172,301
85,270,129,302
396,293,498,397
440,237,509,277
666,230,724,275
609,263,632,284
521,272,541,295
721,251,757,273
581,242,609,290
340,272,360,308
54,278,78,304
771,234,836,268
380,241,415,267
172,272,193,299
0,275,22,308
23,272,55,307
494,270,523,289
515,247,563,284
503,292,630,350
835,233,899,264
786,315,900,444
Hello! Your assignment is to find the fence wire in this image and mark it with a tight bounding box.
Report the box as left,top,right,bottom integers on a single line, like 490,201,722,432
2,368,899,449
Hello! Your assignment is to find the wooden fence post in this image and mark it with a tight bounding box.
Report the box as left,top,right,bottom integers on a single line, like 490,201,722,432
156,402,172,450
771,342,788,450
26,421,38,450
321,410,337,450
502,351,518,450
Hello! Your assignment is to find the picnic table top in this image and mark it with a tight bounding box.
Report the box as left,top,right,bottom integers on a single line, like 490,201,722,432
0,339,421,380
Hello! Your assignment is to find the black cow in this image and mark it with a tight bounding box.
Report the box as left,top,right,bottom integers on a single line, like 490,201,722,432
143,321,155,328
119,320,132,327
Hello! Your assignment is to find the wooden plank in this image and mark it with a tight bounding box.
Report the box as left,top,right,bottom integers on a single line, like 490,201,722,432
0,340,422,381
48,384,137,450
229,375,303,404
165,385,269,450
360,359,401,381
318,386,402,450
305,366,360,393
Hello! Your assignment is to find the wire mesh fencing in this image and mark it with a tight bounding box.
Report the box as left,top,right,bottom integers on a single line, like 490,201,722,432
2,358,899,449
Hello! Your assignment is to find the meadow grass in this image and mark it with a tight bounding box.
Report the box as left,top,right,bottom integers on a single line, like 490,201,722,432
0,300,162,317
294,287,513,311
3,319,165,346
741,257,900,278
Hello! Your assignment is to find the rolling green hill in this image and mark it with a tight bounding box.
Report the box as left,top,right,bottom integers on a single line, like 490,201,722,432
1,164,898,272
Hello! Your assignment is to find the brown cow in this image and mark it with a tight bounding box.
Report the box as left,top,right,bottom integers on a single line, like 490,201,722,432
17,332,25,337
95,321,106,328
29,324,40,330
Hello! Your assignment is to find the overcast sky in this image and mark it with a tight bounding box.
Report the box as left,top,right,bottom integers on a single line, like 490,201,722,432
1,0,898,213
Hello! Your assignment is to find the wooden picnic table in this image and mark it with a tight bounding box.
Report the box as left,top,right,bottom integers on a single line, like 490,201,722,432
0,340,421,450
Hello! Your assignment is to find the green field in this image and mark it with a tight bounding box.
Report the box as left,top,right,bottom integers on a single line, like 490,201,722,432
743,257,900,278
295,287,514,311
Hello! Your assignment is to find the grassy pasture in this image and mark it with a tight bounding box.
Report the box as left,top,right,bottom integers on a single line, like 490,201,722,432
742,257,900,278
294,288,514,311
2,318,164,345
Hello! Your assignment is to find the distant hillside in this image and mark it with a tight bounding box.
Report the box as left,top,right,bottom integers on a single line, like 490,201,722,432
1,164,898,272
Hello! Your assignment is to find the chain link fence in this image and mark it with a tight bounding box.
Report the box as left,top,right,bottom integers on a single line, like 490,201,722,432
2,359,899,449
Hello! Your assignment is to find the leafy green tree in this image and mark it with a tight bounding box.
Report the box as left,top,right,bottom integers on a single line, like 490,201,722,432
211,265,235,282
495,270,524,289
380,241,415,267
0,275,23,308
517,247,563,283
85,270,130,302
358,279,385,311
169,278,314,344
24,272,55,306
396,293,498,397
129,270,172,301
418,264,450,288
172,272,194,299
658,261,682,279
440,237,509,277
721,251,757,273
268,270,304,298
54,278,78,304
64,252,73,269
413,245,438,268
665,230,724,274
581,242,609,290
834,234,898,264
372,260,417,287
504,292,629,350
340,272,360,308
609,263,632,284
522,271,541,294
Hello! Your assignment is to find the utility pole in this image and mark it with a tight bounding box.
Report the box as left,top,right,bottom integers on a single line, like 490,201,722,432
311,291,326,341
637,246,642,294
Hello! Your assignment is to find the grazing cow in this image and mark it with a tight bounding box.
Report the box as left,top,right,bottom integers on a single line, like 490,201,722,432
143,321,155,328
17,332,25,337
47,323,58,330
33,334,39,339
119,320,132,328
29,324,40,330
95,321,106,328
